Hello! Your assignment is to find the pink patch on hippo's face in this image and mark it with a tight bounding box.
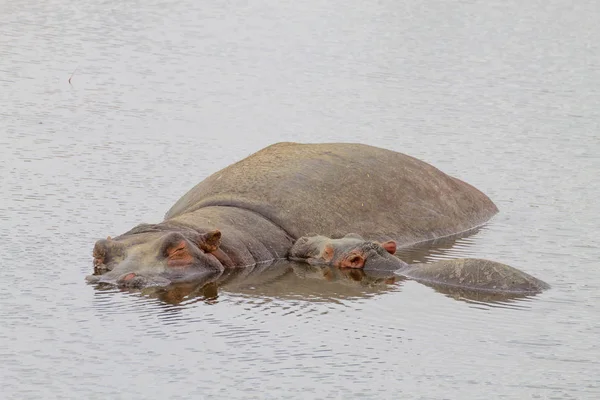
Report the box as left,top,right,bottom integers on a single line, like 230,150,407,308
322,245,334,262
166,240,194,268
122,273,137,281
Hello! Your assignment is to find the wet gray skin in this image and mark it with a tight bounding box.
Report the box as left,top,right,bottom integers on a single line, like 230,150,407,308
402,258,551,294
289,234,550,294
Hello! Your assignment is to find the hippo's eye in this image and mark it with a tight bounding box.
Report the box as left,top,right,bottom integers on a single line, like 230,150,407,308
159,232,188,258
164,240,195,268
169,245,188,260
171,245,186,254
163,241,188,259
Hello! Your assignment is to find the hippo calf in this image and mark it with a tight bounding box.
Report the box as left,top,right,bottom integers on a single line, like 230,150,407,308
289,234,549,294
88,142,548,294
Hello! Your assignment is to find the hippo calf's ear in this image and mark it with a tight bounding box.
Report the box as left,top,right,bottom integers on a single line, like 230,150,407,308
198,230,222,253
381,240,397,255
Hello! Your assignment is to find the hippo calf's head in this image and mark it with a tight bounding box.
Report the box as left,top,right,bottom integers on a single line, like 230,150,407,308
88,226,226,288
289,233,408,271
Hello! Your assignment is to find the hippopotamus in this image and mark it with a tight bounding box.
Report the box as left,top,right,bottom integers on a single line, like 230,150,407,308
88,142,548,294
288,233,549,293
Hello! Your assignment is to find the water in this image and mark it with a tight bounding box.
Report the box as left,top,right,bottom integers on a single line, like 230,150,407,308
1,0,599,398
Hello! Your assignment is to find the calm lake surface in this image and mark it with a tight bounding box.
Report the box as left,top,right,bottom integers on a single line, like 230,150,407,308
1,0,599,398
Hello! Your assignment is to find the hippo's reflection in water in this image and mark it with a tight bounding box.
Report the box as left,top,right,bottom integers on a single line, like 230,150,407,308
91,260,395,305
89,256,544,306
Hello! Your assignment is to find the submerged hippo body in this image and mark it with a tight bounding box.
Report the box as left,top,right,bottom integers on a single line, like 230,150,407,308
90,142,546,293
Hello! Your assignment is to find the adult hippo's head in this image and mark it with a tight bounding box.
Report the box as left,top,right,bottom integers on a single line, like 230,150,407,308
288,233,409,271
87,224,226,288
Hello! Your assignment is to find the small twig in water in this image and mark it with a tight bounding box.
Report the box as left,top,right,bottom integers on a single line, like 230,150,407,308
68,65,79,85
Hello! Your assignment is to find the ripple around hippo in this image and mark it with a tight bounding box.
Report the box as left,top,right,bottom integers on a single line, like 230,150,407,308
88,142,549,302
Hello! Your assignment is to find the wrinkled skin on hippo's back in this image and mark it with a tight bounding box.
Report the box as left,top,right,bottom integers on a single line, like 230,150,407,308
166,142,498,245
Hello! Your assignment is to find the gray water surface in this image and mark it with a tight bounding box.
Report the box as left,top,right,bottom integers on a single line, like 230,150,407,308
1,0,599,398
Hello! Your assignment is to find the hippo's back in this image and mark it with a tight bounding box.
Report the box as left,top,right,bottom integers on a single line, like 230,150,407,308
165,142,498,246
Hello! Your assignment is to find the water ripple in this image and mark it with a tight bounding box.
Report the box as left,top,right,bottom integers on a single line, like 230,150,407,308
3,0,600,398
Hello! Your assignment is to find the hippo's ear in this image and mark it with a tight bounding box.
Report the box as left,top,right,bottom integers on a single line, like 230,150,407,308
198,230,222,253
381,240,397,255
